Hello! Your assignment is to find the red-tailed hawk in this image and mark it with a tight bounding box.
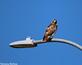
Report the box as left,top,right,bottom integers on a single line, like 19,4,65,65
43,19,57,42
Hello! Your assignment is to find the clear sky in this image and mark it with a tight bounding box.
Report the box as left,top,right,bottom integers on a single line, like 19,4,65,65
0,0,82,65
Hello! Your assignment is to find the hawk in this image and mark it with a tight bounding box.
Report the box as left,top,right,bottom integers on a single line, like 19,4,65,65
43,19,57,42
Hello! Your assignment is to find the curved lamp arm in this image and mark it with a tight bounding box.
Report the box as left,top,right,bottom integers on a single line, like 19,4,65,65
34,38,82,50
10,38,82,50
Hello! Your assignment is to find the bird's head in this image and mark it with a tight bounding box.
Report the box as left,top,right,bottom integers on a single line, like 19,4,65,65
52,19,57,25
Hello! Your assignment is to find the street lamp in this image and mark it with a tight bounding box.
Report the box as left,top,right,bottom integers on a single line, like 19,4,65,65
9,37,82,50
9,19,82,50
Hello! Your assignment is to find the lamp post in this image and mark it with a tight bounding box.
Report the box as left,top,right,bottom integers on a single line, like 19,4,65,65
9,19,82,50
9,37,82,50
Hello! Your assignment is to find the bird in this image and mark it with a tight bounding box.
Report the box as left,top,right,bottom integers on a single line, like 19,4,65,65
43,19,57,42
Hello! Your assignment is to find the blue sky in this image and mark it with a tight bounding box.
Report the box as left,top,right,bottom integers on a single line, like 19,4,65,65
0,0,82,65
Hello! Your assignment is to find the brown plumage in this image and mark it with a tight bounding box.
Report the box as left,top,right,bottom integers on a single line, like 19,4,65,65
43,19,57,42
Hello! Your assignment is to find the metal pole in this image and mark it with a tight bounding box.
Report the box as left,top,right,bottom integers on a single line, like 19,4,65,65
34,38,82,50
